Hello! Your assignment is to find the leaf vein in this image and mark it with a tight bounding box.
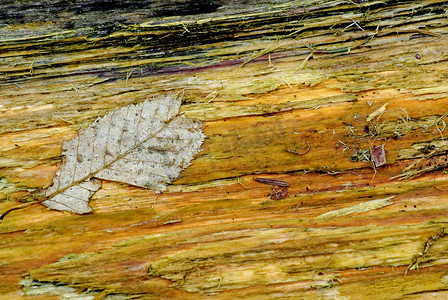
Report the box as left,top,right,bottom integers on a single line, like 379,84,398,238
105,167,171,179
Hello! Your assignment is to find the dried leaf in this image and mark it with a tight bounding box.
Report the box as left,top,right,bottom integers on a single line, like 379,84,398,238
42,94,205,214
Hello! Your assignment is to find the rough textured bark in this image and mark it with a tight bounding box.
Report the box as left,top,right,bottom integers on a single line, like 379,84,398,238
2,0,448,299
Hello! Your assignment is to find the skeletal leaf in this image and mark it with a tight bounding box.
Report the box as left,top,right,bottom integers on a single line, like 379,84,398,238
42,94,205,214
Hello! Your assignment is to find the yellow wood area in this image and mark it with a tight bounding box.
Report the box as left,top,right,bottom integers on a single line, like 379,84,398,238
2,1,448,299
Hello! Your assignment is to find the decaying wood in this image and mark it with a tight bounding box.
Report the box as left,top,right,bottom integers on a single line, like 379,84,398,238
2,0,448,299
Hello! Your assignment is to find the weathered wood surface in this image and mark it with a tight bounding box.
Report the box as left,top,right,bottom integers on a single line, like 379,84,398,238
2,0,448,299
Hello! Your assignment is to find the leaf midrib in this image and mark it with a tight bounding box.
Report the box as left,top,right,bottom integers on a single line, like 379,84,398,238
45,115,179,200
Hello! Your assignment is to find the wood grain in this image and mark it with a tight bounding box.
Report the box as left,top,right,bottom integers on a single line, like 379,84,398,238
2,0,448,299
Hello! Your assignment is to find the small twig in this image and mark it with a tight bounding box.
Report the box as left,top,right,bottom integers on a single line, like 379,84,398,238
286,140,311,155
254,178,290,187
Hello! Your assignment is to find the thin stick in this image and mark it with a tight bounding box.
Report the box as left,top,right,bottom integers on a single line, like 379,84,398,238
254,178,290,187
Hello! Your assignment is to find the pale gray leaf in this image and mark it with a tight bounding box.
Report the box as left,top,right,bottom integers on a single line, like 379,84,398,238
42,178,102,214
42,94,204,214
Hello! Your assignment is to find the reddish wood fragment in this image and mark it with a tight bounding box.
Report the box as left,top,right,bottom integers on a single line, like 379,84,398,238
372,144,387,167
254,178,290,187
